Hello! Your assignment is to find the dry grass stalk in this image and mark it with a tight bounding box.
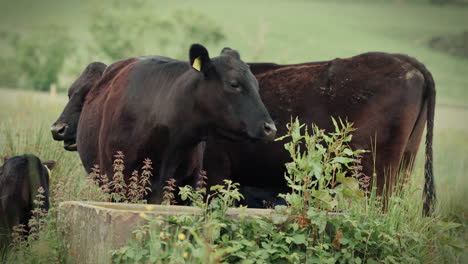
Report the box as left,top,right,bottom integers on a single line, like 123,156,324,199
127,170,140,203
83,152,154,203
10,186,48,250
353,153,371,194
195,169,208,192
111,151,127,198
162,178,177,205
139,158,153,199
10,224,28,251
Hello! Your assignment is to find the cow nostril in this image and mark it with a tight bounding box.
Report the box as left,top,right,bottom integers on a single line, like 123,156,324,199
57,126,66,136
264,123,271,133
51,124,68,139
263,122,277,136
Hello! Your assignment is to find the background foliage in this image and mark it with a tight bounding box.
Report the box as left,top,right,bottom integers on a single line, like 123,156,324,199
89,0,224,61
0,26,71,91
0,0,467,263
0,0,467,106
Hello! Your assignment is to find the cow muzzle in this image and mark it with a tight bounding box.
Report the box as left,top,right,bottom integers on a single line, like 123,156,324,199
262,121,277,141
51,123,68,141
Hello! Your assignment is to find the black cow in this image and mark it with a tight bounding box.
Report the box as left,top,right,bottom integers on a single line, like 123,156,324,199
76,44,276,203
0,155,55,249
204,52,436,215
51,52,436,214
51,61,107,151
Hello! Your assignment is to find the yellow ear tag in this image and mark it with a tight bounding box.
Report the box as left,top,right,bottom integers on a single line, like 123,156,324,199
192,57,202,71
45,165,52,178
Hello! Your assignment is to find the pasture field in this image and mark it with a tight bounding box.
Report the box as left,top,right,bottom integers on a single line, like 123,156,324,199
0,0,467,262
0,0,468,105
0,90,467,262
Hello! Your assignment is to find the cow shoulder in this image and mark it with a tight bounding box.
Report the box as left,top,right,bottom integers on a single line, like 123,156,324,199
86,58,139,103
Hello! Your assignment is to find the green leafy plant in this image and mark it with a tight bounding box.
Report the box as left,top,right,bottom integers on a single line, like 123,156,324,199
276,117,366,226
89,0,225,61
111,118,465,264
0,26,72,91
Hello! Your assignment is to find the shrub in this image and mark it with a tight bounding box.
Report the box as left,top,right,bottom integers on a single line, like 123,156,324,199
0,56,22,88
277,118,366,224
111,118,464,263
428,30,468,59
0,26,72,91
89,0,225,61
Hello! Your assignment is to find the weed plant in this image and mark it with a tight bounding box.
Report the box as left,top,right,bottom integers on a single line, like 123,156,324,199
111,119,464,264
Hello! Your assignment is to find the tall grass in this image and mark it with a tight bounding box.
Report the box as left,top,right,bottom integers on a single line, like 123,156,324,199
110,117,465,263
0,89,103,263
1,0,467,261
0,86,466,262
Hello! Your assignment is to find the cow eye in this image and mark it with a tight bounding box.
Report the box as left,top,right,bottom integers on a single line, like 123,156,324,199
227,80,242,93
230,81,240,88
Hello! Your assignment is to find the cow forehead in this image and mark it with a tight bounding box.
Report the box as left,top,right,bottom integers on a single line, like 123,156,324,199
212,56,250,76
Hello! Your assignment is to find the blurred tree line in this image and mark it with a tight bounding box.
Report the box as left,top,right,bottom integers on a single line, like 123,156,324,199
429,0,468,4
0,0,225,92
1,0,466,92
0,26,71,92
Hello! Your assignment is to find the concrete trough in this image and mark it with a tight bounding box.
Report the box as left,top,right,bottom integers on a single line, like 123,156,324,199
58,201,286,264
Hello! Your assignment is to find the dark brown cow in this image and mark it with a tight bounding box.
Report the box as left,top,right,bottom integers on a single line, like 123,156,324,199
0,155,55,249
204,52,435,215
51,62,107,151
51,52,435,214
76,44,276,203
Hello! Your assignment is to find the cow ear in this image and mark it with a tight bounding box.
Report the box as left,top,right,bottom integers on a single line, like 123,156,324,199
221,47,241,60
189,44,211,73
3,156,11,162
42,160,56,170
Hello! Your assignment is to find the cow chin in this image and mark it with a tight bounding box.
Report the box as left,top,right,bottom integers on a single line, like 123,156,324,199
64,141,77,151
215,127,253,142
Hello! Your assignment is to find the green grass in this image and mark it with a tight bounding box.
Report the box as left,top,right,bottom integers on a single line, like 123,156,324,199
0,89,88,191
0,84,467,262
107,103,467,263
0,89,110,263
0,0,467,262
1,0,468,105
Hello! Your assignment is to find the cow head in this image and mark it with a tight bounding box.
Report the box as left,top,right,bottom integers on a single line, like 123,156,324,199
1,156,56,175
51,62,107,151
190,44,276,141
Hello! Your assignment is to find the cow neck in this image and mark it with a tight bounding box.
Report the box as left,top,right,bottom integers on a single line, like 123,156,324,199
155,69,206,150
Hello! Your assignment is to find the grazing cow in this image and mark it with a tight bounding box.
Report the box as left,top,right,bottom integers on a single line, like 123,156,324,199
51,61,107,151
76,44,276,203
204,52,435,215
51,52,436,214
0,155,55,249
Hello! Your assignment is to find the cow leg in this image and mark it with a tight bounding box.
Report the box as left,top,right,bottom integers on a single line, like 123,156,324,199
203,142,233,190
401,101,427,183
150,160,179,204
362,120,413,211
179,141,207,188
149,145,195,204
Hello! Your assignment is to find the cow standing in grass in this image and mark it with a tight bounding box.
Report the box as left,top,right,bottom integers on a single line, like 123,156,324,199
205,53,436,215
0,154,55,249
51,51,435,214
75,44,276,203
